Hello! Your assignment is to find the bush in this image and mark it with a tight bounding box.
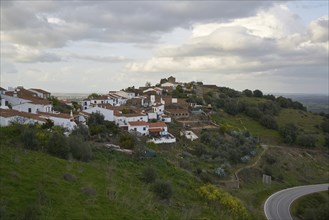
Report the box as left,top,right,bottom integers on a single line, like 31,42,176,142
141,167,157,183
47,132,69,159
245,106,263,119
71,124,90,140
253,89,263,98
280,123,298,144
320,120,329,133
21,126,39,150
68,136,92,162
296,134,317,148
119,134,135,149
152,181,173,200
260,115,278,130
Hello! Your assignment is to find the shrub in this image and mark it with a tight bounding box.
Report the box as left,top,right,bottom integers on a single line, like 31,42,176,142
152,180,173,200
245,106,263,119
119,134,135,149
68,136,92,162
280,123,298,144
47,132,69,159
21,126,39,150
253,89,263,98
260,115,278,130
71,124,90,140
296,134,317,148
141,167,157,183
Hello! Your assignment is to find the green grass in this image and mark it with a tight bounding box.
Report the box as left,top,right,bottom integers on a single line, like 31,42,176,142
276,109,323,133
291,191,329,220
211,112,281,144
0,144,233,219
231,147,329,220
276,109,325,145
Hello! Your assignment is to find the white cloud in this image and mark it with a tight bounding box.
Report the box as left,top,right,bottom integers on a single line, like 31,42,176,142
127,5,328,75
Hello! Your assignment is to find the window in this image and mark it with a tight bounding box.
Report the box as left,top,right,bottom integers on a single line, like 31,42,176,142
28,108,32,113
94,101,97,104
143,127,146,131
84,102,87,105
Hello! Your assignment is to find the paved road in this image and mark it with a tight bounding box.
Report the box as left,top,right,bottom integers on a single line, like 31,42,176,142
264,183,329,220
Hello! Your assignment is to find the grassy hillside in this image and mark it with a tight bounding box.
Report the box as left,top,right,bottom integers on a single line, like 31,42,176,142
1,143,249,220
233,146,329,219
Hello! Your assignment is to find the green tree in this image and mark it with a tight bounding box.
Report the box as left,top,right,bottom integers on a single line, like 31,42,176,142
296,134,317,148
253,89,263,98
68,136,92,161
260,115,278,130
242,89,253,97
280,123,298,144
21,126,39,150
47,132,69,159
87,93,101,99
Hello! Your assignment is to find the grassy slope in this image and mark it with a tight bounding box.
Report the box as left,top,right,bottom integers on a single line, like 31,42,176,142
232,147,329,219
276,108,325,144
0,145,226,220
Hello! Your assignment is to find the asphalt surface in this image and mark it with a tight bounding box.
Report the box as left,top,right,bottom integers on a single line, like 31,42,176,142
264,183,329,220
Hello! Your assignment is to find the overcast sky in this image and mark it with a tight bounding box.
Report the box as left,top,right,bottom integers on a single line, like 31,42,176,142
1,0,328,94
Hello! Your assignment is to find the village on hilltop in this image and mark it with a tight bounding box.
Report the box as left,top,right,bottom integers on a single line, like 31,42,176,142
0,76,218,144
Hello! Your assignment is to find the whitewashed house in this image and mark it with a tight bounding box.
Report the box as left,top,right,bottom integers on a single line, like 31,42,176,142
1,87,53,114
128,121,149,135
28,88,51,99
82,104,114,121
38,112,77,131
0,109,46,127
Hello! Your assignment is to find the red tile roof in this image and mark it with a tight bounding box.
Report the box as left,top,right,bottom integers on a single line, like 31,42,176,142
38,112,75,119
0,109,47,122
128,121,149,126
5,88,51,105
148,122,167,128
149,128,163,133
29,88,50,94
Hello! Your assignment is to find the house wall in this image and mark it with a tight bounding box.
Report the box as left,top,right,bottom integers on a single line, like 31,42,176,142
42,116,76,130
12,103,52,114
148,112,157,120
0,116,44,127
160,116,172,123
1,94,29,106
152,105,165,115
126,115,148,123
83,106,114,121
128,125,149,135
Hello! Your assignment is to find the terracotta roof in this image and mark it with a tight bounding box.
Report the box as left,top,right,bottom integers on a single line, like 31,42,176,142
91,95,110,100
29,88,50,94
38,112,74,119
5,88,51,105
128,121,149,126
97,104,114,110
149,122,167,128
165,109,189,114
149,128,163,133
0,109,47,122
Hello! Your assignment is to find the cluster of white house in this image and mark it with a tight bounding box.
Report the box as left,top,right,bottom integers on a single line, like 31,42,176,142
0,80,187,143
0,86,77,131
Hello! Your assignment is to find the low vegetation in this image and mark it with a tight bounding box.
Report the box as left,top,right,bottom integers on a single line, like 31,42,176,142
291,191,329,220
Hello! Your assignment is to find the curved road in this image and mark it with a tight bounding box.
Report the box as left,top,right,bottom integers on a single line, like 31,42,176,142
264,183,329,220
